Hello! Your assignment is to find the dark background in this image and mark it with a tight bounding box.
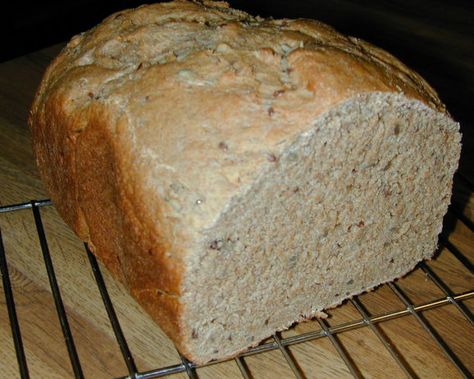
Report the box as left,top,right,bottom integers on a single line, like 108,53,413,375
2,0,473,178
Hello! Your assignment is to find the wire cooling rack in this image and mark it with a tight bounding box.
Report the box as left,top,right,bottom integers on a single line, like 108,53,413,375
1,180,473,379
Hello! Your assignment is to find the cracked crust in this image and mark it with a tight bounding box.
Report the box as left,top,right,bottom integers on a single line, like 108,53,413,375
29,0,459,363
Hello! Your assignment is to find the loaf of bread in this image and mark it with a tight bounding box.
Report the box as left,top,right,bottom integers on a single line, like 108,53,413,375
29,0,461,363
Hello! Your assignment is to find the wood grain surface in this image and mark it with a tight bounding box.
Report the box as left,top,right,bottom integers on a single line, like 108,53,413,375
1,12,473,379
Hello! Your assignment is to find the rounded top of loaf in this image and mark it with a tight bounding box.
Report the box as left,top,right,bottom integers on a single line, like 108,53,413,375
30,0,447,232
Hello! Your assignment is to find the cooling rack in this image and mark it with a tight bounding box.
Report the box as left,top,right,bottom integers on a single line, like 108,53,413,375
1,183,473,379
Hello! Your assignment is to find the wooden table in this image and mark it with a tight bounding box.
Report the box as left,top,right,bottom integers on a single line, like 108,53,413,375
1,37,473,379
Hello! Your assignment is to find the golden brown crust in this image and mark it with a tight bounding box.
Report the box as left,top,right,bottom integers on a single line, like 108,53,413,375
75,107,126,280
76,105,185,333
29,0,450,361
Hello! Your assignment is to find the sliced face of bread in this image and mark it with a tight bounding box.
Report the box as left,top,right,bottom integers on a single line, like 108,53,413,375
180,93,460,362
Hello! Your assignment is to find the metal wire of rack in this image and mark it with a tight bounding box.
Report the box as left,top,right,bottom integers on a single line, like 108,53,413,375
1,182,473,379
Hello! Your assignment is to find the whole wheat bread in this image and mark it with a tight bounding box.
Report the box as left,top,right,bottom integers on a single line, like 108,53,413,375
29,0,461,363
